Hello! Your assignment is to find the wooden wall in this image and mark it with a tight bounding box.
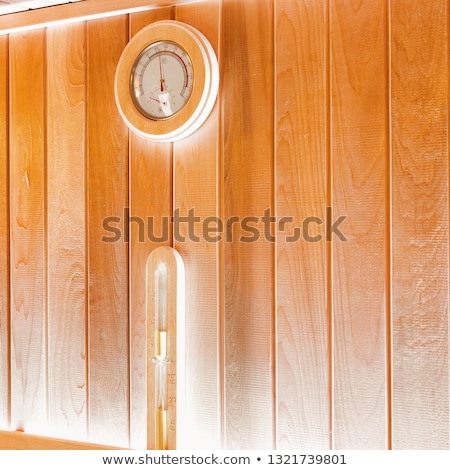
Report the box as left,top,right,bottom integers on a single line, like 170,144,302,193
0,0,449,450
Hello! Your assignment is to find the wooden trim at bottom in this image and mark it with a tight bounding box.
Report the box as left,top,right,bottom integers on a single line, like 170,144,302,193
0,430,124,450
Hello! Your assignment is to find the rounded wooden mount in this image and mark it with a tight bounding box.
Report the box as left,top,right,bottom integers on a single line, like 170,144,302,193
146,247,185,450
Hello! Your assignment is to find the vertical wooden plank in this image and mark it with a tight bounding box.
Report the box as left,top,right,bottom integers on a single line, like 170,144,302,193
391,0,449,449
87,16,129,447
9,30,46,433
0,35,9,431
330,0,389,449
129,7,174,450
46,23,87,441
275,0,329,449
221,0,274,449
173,0,221,449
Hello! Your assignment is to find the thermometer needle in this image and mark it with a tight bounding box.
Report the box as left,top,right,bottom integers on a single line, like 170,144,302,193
158,52,165,92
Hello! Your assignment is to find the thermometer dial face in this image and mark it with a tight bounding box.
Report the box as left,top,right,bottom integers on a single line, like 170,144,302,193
130,41,193,121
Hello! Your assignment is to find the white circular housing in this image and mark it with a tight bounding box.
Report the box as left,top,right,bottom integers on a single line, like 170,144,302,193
115,20,219,142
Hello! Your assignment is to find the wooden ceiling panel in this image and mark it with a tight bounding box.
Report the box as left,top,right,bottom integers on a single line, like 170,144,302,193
0,1,83,16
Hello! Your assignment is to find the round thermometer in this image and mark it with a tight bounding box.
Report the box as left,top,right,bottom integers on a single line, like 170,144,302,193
115,21,219,142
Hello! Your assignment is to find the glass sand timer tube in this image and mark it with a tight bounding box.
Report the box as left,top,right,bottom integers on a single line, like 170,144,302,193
152,262,171,450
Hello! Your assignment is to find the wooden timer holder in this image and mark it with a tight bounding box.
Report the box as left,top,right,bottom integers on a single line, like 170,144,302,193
146,247,185,450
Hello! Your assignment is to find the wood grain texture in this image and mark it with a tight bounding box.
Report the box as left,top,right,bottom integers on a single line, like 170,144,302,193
1,0,450,451
0,430,122,450
275,0,329,449
0,34,9,431
46,23,87,441
129,6,174,451
173,0,221,449
87,16,130,447
9,30,46,434
391,0,449,449
221,0,275,449
331,0,389,449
